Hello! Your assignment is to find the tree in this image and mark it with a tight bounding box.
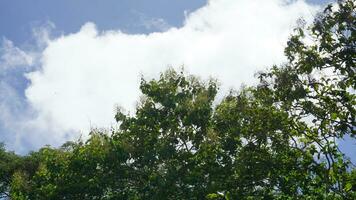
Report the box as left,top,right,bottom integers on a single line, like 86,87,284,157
256,0,355,198
0,143,40,200
114,69,219,199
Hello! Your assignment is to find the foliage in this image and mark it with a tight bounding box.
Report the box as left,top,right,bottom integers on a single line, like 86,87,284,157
0,0,355,199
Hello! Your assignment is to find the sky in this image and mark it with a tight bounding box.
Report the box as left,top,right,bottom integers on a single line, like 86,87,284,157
0,0,353,162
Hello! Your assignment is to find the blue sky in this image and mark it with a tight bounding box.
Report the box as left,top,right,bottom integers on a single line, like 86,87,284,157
1,0,207,46
0,0,353,163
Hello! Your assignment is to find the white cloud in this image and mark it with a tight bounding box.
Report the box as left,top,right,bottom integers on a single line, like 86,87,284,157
2,0,320,151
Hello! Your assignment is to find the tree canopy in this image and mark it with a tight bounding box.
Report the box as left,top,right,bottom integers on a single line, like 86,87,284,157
1,0,355,199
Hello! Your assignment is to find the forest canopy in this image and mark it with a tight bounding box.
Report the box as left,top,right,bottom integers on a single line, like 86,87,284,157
1,0,355,199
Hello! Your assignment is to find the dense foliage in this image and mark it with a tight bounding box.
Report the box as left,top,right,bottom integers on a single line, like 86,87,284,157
1,0,355,199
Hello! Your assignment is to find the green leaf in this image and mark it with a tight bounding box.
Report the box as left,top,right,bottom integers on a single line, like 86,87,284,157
345,182,352,192
331,113,338,120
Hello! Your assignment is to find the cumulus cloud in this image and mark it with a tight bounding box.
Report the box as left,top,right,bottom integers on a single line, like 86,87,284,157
0,24,66,153
2,0,320,152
